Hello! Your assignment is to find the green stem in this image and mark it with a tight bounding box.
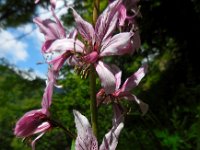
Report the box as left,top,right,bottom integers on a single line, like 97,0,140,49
90,0,100,138
90,65,98,137
93,0,100,25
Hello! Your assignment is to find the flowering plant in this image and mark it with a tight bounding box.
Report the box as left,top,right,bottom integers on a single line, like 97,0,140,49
14,0,148,149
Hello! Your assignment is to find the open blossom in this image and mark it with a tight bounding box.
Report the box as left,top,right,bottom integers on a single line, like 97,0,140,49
72,0,134,58
69,0,138,94
38,0,139,94
42,0,134,94
73,110,124,150
97,64,149,115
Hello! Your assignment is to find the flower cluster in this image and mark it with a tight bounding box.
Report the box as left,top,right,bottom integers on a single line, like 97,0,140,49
14,0,148,149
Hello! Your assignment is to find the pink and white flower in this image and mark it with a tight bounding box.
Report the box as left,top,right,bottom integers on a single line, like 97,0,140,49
97,64,149,115
70,0,136,94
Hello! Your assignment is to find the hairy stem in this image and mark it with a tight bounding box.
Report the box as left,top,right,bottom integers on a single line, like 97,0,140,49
90,65,98,137
90,0,100,138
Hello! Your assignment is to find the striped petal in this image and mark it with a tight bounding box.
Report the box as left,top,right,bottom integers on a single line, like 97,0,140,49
110,64,122,90
95,61,116,94
33,17,65,41
73,110,98,150
72,8,94,42
95,0,122,44
46,38,84,53
14,109,50,138
120,64,148,92
99,122,124,150
100,32,133,57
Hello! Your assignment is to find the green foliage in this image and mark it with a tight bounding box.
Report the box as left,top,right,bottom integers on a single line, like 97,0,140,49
155,130,182,150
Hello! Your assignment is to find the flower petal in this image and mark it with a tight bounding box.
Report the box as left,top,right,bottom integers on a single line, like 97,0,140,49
31,132,45,150
42,40,54,53
33,17,65,41
72,8,94,42
120,64,148,92
99,122,124,150
95,0,122,44
68,29,78,39
110,64,122,90
112,103,124,126
48,52,71,71
41,69,58,111
101,13,118,45
73,110,98,150
33,122,51,134
51,8,66,37
100,32,133,57
14,109,48,138
95,61,116,94
118,4,127,26
46,38,85,53
42,81,54,111
83,51,99,63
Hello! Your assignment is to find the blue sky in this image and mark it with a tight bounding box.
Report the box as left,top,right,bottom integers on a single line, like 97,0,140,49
0,24,48,78
0,1,71,79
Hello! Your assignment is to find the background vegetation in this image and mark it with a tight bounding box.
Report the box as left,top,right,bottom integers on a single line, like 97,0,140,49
0,0,200,149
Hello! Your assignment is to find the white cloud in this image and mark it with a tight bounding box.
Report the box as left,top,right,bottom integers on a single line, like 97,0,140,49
0,30,29,63
16,23,44,46
35,27,45,42
17,24,33,33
